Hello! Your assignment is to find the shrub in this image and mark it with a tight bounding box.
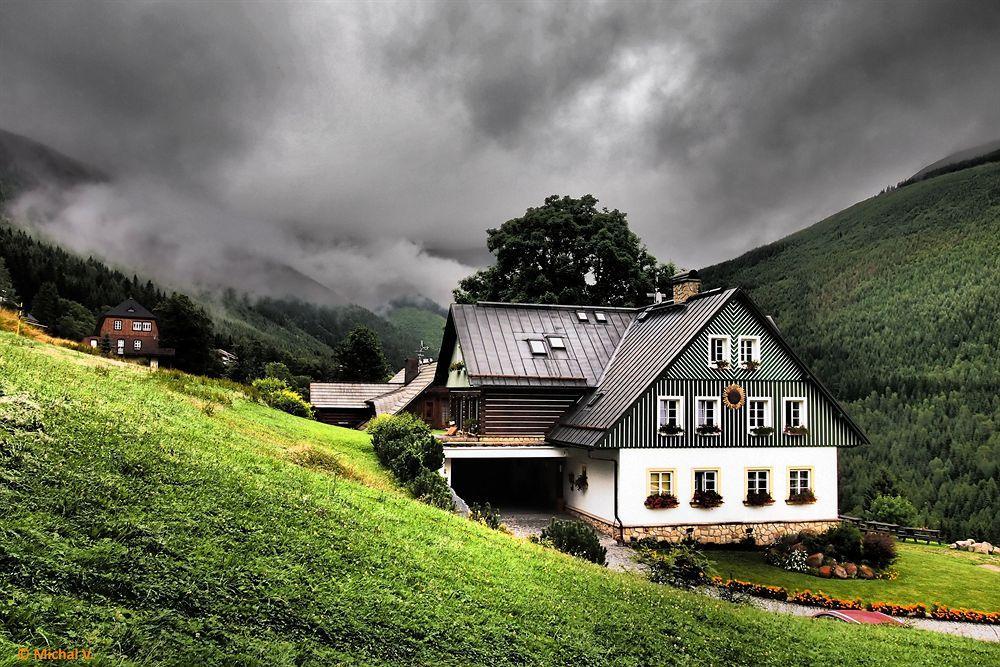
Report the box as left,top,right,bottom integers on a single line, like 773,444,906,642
780,549,810,573
536,520,607,566
407,469,454,510
822,523,864,564
639,544,711,589
866,494,919,527
470,502,503,530
368,413,442,483
250,377,314,419
861,531,898,569
367,414,450,510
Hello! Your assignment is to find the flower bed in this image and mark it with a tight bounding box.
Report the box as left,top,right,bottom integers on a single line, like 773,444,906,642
712,578,1000,624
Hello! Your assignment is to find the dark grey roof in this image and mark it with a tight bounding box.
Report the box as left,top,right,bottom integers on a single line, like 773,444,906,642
101,298,156,320
548,289,735,446
438,302,636,387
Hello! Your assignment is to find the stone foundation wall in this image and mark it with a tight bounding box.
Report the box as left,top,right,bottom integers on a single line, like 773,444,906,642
565,507,838,545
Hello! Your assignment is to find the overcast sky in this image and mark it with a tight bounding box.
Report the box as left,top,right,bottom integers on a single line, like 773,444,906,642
2,0,999,309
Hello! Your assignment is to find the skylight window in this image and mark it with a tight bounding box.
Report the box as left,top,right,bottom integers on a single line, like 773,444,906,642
576,311,588,321
594,312,607,322
548,336,566,349
528,340,547,355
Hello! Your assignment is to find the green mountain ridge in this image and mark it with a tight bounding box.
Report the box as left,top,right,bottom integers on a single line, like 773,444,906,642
702,161,1000,541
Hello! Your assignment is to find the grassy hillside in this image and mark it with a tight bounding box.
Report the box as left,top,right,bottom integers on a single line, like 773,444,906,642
2,333,995,664
701,162,1000,542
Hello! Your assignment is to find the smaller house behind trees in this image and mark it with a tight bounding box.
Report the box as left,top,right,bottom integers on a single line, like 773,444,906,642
311,357,446,428
83,298,175,368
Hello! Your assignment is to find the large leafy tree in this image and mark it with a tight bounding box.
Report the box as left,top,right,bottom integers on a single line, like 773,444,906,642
156,293,217,375
336,325,390,382
454,195,673,306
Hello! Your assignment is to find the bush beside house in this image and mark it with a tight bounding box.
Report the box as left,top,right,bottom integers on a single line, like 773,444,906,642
367,413,453,510
251,377,314,419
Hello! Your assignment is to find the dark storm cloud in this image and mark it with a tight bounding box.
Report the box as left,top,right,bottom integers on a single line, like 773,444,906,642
1,0,999,307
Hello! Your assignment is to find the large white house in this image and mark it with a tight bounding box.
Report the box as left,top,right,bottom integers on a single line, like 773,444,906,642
433,271,868,544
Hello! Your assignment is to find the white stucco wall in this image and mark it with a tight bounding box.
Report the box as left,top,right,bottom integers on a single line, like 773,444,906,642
615,447,839,526
563,449,618,524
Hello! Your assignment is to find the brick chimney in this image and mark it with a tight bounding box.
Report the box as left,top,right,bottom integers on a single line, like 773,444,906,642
403,357,420,384
670,270,701,303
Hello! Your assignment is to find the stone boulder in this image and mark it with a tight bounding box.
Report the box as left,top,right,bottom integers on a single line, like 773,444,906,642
790,542,807,552
806,553,824,568
972,542,994,554
858,565,875,580
832,565,850,580
843,563,858,578
818,565,833,578
956,539,975,548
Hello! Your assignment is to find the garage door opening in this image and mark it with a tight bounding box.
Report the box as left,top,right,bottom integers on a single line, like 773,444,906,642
450,458,563,510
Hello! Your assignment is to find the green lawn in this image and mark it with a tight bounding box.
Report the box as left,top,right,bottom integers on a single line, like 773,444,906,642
1,330,997,665
708,544,1000,611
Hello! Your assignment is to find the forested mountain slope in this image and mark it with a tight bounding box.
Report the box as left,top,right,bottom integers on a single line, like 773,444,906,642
701,162,1000,541
1,331,992,664
0,223,430,379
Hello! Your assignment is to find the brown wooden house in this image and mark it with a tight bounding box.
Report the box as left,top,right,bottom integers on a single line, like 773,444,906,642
310,358,447,429
83,298,175,368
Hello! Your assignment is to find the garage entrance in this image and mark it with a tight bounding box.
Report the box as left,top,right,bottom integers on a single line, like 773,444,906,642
450,458,563,509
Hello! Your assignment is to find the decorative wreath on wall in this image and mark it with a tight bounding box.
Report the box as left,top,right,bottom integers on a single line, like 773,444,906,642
723,383,746,410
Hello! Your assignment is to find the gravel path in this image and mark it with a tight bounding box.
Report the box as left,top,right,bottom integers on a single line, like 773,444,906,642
498,508,999,642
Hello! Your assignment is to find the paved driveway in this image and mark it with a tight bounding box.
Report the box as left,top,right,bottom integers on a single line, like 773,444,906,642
498,508,643,573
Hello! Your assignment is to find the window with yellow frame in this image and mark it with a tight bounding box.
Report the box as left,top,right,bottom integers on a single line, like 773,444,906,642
648,469,674,496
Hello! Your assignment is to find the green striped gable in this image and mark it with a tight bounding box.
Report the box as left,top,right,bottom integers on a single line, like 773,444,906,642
601,298,865,448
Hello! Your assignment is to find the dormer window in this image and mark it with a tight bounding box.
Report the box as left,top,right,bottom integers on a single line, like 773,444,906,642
548,336,566,350
738,336,760,368
595,312,607,322
708,336,730,368
576,311,588,322
528,340,547,355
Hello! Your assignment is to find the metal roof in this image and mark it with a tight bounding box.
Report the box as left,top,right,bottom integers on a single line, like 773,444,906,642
548,288,735,446
309,382,400,409
439,302,636,387
100,298,157,320
369,363,437,416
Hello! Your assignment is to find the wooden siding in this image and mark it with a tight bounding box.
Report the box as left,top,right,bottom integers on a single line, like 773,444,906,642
665,299,800,381
602,300,863,449
482,390,581,437
605,379,862,448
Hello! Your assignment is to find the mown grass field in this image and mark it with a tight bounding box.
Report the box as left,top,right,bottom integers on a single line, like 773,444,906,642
708,544,1000,611
1,330,997,665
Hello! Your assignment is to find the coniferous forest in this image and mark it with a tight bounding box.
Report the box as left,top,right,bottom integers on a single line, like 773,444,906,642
702,162,1000,542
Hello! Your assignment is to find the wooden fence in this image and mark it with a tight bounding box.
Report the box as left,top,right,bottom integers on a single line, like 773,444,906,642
839,515,942,544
